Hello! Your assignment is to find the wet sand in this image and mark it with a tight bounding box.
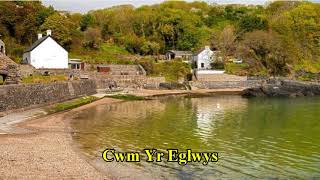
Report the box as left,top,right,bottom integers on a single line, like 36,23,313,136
0,89,243,179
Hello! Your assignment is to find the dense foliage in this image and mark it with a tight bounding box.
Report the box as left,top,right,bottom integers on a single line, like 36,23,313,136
1,1,320,77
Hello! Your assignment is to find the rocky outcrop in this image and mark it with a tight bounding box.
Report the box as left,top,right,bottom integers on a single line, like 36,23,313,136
0,53,21,84
159,82,189,90
242,79,320,97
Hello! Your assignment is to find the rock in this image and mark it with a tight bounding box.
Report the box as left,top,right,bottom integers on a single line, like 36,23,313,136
242,87,266,97
242,79,320,98
159,82,187,90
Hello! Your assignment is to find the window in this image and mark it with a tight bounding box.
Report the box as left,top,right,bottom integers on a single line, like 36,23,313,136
201,63,204,68
0,46,3,53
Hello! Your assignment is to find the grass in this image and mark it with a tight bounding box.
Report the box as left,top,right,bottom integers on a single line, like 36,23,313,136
69,43,135,64
293,60,320,74
22,75,68,84
108,94,146,101
225,62,250,76
46,96,98,114
139,58,191,82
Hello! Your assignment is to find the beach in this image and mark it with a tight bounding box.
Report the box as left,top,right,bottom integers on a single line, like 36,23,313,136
0,89,243,179
0,98,123,179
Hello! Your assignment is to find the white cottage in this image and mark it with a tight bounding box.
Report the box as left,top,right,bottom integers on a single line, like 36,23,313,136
193,46,214,70
23,30,68,69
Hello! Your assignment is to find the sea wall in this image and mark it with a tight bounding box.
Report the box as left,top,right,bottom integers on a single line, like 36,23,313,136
190,80,264,89
0,80,96,112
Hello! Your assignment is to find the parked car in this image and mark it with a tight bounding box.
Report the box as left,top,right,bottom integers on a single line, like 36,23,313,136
233,58,243,64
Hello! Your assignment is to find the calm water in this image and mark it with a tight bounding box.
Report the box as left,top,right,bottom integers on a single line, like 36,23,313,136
71,96,320,179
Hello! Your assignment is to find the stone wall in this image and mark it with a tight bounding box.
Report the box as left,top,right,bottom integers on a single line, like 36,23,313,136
190,80,264,89
0,80,96,112
19,67,81,78
196,74,247,82
94,75,165,89
83,64,145,75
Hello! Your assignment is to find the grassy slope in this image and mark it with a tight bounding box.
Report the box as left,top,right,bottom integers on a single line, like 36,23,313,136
69,43,136,64
46,96,98,114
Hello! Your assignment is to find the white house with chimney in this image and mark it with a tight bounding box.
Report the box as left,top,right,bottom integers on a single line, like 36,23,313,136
193,46,215,70
22,30,68,69
193,46,225,75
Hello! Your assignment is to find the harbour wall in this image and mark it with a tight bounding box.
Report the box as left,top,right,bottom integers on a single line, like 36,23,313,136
0,80,96,112
190,80,265,89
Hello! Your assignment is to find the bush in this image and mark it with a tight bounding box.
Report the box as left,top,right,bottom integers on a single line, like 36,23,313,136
155,60,191,82
211,62,225,70
225,62,249,76
138,58,191,81
137,57,157,75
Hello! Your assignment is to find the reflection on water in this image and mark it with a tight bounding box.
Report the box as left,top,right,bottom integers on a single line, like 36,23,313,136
72,96,320,179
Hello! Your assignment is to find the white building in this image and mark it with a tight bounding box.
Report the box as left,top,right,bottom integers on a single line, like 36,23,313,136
193,46,214,70
23,30,68,69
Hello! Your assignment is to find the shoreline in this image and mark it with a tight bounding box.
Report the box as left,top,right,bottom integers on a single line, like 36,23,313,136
0,89,244,178
0,98,123,179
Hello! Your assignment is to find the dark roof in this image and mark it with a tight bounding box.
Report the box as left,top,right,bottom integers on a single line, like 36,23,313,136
194,48,206,55
194,47,215,55
166,50,193,56
69,60,83,64
24,35,66,53
24,36,50,53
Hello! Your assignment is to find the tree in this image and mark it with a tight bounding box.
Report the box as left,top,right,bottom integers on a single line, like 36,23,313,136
238,15,268,33
123,34,144,54
40,13,75,50
35,6,55,26
237,30,289,76
141,41,160,55
80,14,95,31
83,27,102,49
216,25,237,57
205,6,225,27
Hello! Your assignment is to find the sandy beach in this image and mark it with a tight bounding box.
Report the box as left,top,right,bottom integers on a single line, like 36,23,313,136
0,98,124,179
0,89,243,179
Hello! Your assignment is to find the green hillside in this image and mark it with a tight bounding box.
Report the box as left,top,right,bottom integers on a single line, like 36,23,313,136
1,1,320,79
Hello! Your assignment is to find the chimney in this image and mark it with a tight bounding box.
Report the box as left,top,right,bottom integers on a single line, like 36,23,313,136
46,29,52,36
38,33,43,39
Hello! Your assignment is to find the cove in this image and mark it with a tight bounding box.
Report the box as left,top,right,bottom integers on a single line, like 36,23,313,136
71,95,320,179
